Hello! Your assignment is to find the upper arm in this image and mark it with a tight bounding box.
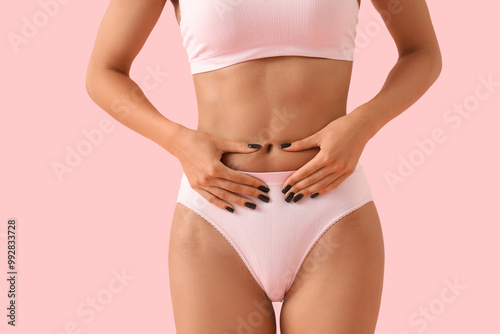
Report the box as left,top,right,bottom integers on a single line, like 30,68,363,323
370,0,442,62
86,0,168,77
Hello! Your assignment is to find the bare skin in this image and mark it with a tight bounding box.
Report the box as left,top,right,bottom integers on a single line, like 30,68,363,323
86,0,441,332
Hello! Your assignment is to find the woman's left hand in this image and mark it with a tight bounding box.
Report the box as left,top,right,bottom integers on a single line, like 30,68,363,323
279,111,372,202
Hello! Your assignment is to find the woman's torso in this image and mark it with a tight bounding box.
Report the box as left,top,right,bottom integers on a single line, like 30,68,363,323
171,0,357,172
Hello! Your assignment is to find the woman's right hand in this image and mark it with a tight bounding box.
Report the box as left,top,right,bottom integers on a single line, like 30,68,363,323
171,127,270,213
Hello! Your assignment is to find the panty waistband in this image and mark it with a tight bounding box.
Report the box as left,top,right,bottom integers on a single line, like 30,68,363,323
234,169,297,185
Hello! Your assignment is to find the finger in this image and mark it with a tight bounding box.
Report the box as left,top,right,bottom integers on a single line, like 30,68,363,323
205,185,260,210
279,132,321,152
219,166,271,193
288,172,340,202
281,166,330,196
198,163,269,193
195,187,236,213
306,172,352,199
281,155,327,193
217,138,262,154
211,178,271,203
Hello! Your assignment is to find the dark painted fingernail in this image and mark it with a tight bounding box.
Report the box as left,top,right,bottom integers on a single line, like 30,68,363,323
258,194,270,203
285,192,295,203
280,143,291,149
282,185,291,194
311,192,320,198
292,193,304,202
245,202,257,209
258,185,270,193
248,143,261,149
225,206,234,213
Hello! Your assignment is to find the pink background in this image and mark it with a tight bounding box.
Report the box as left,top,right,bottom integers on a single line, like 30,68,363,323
1,0,499,333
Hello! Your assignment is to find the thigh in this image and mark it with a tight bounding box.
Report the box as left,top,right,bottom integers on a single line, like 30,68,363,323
169,203,276,334
280,201,385,334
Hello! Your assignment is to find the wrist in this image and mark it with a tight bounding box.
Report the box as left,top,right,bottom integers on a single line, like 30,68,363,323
347,104,382,142
158,120,191,157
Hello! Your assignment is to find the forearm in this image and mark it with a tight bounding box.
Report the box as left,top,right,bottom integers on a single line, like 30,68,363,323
349,48,442,141
85,67,186,156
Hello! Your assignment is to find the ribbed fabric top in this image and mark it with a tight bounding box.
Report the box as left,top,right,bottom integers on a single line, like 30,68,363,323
178,0,360,74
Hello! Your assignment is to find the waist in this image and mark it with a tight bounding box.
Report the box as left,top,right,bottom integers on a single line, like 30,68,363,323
192,56,353,172
198,107,344,172
221,146,321,172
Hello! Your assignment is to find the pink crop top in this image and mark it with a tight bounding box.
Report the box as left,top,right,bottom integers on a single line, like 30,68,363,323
177,0,360,74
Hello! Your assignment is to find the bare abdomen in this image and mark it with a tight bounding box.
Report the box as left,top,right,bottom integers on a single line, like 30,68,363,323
193,56,354,172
